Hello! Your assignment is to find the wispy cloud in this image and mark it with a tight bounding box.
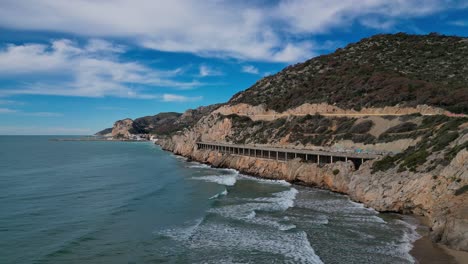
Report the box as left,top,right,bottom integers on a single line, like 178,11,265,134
0,108,17,113
448,20,468,26
0,126,91,135
161,94,203,102
241,65,259,74
199,64,223,77
0,99,24,105
0,108,62,117
97,106,128,111
0,1,460,63
0,39,202,98
21,112,63,117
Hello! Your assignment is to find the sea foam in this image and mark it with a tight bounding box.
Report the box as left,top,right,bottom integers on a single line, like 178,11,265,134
192,175,237,186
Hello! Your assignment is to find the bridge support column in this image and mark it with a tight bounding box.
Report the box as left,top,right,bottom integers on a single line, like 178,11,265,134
317,154,320,165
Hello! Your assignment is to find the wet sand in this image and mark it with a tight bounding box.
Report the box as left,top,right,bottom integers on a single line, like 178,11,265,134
410,216,468,264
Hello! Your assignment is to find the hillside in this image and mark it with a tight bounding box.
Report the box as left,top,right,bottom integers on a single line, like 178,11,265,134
109,104,222,137
103,33,468,252
95,127,112,136
230,33,468,114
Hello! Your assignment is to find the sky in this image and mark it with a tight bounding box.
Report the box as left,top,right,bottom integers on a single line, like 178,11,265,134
0,0,467,135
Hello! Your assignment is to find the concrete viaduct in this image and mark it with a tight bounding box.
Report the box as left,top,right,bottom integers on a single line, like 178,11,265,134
196,142,379,169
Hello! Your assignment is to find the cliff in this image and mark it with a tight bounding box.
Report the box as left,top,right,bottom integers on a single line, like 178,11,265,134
109,104,222,138
156,114,468,251
103,33,468,252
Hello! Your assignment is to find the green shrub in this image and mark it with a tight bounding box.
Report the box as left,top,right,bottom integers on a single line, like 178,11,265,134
349,120,374,134
432,131,459,152
372,155,400,173
385,122,418,133
444,141,468,162
400,149,429,171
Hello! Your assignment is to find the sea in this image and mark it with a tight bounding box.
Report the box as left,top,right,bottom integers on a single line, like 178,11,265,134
0,136,421,263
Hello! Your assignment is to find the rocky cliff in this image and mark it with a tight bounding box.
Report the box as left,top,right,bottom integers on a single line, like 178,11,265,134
156,114,468,251
111,118,133,138
104,33,468,252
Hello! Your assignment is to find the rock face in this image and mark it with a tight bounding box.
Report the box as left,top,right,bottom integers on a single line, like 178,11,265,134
103,33,468,252
155,106,468,251
111,118,133,138
158,134,468,251
214,103,450,121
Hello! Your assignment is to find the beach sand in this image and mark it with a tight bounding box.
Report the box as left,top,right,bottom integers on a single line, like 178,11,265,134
410,216,468,264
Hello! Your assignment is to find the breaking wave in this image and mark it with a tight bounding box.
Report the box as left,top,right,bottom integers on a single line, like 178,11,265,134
192,175,237,186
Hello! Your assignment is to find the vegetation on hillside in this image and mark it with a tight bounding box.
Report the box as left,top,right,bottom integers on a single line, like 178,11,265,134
129,104,222,135
372,116,467,173
229,33,468,114
95,127,112,136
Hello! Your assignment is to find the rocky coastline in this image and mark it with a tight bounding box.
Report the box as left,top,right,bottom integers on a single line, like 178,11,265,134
156,136,468,257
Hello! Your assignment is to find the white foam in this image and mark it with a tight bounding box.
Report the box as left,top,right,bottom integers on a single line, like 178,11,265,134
187,163,211,169
219,168,239,174
244,211,256,219
156,217,204,241
238,174,291,186
185,222,323,264
207,187,299,233
395,219,422,263
209,189,228,200
173,155,188,161
252,188,298,211
192,175,237,186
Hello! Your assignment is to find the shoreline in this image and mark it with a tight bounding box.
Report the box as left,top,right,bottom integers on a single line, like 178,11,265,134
168,149,468,263
410,215,468,264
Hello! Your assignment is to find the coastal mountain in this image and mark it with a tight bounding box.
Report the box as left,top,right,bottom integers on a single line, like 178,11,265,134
230,33,468,114
101,33,468,252
95,127,112,136
109,104,221,138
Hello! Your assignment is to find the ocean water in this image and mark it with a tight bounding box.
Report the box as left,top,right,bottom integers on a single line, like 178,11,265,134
0,136,420,264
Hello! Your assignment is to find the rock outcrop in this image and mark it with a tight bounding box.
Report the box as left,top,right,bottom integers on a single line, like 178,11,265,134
111,118,133,138
102,33,468,252
157,133,468,251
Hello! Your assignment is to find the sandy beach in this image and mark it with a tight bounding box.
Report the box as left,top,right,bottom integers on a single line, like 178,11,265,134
410,216,468,264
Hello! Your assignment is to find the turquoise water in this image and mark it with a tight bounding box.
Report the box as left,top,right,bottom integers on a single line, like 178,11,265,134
0,136,419,263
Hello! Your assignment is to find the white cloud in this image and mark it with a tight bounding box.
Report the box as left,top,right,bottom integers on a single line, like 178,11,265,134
0,1,459,63
0,126,91,135
0,108,17,113
0,108,62,117
21,112,63,117
97,106,128,111
199,65,223,77
242,65,259,75
449,20,468,26
161,94,203,102
273,0,450,33
0,99,23,105
0,39,201,98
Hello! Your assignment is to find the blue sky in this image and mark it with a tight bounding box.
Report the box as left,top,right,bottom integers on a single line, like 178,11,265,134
0,0,467,135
